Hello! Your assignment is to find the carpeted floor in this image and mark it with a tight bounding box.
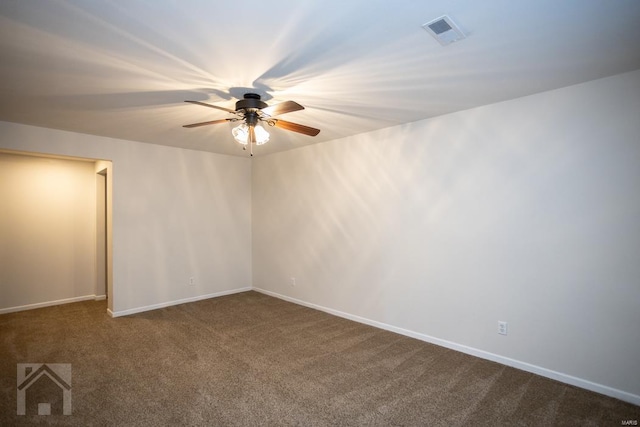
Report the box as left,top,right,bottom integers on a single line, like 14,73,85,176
1,291,638,426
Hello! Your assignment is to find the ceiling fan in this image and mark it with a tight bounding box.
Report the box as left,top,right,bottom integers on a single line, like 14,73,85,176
183,93,320,155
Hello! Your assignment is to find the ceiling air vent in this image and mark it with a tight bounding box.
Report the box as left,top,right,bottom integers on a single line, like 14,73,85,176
422,15,466,46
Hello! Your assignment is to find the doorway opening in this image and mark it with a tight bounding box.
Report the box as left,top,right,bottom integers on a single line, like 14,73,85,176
0,149,113,315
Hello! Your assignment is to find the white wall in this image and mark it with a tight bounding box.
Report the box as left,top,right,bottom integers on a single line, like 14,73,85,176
0,124,252,315
0,153,97,309
252,70,640,402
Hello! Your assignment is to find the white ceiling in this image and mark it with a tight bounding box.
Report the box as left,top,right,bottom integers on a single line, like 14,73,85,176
1,0,639,157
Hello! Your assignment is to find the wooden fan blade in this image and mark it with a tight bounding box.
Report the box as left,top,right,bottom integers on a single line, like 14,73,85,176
249,125,256,144
272,119,320,136
183,119,231,128
260,100,304,117
184,100,236,114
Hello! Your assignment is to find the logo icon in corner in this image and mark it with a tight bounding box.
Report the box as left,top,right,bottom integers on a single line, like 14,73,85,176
17,363,72,415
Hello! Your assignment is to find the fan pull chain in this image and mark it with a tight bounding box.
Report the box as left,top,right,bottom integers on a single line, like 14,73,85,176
242,144,254,156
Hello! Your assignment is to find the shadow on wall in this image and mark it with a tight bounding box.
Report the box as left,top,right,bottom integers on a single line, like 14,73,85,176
251,82,640,402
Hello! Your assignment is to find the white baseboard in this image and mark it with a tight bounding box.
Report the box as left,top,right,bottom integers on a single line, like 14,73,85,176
94,295,107,301
107,287,252,318
0,294,103,315
252,287,640,407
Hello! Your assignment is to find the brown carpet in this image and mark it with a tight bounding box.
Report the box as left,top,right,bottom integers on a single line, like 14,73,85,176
1,291,638,426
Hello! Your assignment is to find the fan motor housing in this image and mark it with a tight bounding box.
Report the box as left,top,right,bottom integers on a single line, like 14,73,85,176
236,93,267,111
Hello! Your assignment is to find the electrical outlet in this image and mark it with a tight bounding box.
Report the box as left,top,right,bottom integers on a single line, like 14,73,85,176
189,277,195,286
498,321,508,335
290,277,296,287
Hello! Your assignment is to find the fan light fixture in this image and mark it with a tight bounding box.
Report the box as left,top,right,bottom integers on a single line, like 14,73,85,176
232,123,269,145
183,93,320,156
